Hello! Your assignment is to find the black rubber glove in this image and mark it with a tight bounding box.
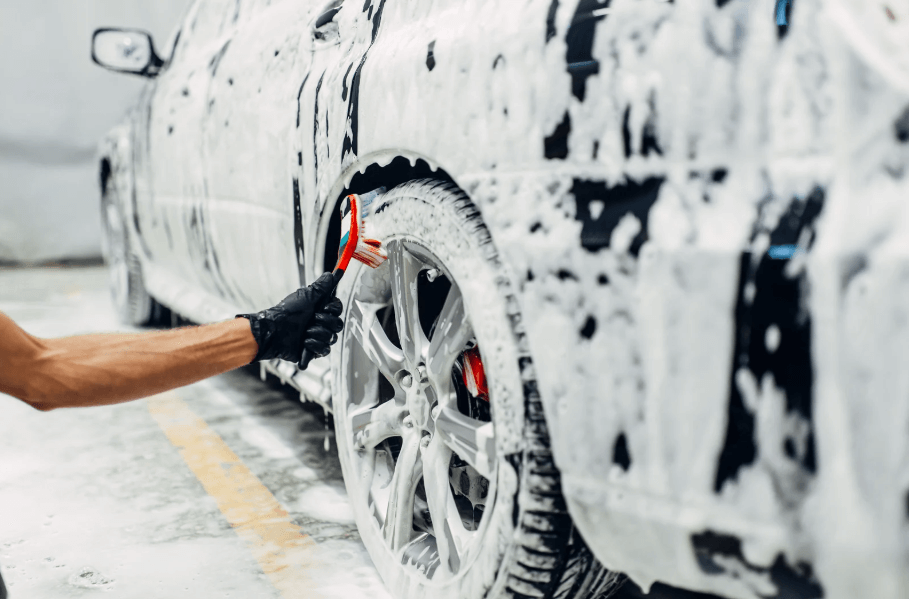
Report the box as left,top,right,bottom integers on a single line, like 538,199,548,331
302,298,343,357
238,272,344,363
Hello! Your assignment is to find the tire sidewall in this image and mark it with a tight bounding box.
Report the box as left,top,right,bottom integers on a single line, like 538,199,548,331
331,183,526,599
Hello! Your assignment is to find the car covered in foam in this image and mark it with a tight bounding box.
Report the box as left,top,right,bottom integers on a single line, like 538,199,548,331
94,1,909,598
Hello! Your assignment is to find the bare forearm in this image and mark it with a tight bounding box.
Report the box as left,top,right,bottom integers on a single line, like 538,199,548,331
25,319,258,410
0,275,341,411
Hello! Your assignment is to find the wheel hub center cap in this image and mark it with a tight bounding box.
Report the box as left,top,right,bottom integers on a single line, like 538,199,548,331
406,391,430,430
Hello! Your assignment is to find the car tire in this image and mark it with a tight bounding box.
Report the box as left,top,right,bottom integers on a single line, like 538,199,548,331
331,180,622,599
101,199,167,327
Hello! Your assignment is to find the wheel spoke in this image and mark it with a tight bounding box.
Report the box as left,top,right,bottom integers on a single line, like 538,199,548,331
383,432,423,551
357,442,378,509
351,400,406,451
388,240,425,365
435,407,495,480
348,299,405,383
426,284,472,390
421,435,461,576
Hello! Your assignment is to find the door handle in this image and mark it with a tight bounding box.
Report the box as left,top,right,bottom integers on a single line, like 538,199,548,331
313,0,342,40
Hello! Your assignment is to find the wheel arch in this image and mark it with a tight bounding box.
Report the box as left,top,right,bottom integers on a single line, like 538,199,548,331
308,151,458,283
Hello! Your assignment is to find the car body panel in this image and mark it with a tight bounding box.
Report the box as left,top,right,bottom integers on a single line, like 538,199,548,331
98,0,909,598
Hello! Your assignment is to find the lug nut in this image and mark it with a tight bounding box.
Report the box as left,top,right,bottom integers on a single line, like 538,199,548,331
403,416,414,429
421,434,432,448
416,365,428,383
425,268,440,282
400,374,413,388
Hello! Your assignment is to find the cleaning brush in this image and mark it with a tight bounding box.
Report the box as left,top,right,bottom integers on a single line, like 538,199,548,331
298,187,387,370
337,187,388,270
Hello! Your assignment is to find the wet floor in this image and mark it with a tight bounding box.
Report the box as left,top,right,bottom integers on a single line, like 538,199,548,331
0,265,721,599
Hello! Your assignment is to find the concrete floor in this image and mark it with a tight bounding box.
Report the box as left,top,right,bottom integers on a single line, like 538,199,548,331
0,266,391,599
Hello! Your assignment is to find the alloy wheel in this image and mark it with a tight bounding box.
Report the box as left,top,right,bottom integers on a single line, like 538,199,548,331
342,238,496,579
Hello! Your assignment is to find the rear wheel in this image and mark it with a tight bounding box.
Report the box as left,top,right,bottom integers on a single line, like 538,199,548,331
331,180,622,599
102,199,167,327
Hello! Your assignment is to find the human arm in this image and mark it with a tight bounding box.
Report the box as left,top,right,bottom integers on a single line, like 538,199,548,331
0,273,342,411
0,314,258,410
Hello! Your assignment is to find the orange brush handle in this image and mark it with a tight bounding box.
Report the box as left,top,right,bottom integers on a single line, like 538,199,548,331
334,194,359,272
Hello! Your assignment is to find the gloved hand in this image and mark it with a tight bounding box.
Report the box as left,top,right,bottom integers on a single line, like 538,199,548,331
238,272,344,363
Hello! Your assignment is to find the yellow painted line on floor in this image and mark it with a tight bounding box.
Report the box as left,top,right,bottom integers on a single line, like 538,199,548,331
148,391,325,599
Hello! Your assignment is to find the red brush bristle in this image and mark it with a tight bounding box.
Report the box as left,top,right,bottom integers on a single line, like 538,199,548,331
352,238,387,268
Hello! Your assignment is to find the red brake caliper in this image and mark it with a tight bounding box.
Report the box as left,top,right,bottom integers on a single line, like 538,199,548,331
460,346,489,401
455,346,491,511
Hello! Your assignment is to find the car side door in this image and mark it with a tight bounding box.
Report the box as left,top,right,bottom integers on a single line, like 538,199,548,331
195,0,324,312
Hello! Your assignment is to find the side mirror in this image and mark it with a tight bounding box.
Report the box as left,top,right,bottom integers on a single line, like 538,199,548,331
92,28,163,78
